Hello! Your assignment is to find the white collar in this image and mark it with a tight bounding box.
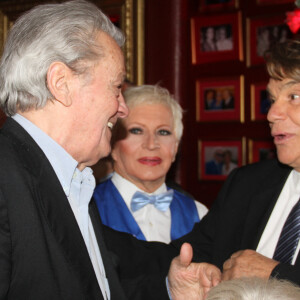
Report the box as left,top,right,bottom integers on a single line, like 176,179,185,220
111,172,167,209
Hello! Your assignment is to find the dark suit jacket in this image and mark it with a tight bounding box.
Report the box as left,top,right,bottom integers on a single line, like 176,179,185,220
173,158,300,284
0,118,175,299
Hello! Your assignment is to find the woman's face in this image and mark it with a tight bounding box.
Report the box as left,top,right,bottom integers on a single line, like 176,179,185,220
112,103,179,192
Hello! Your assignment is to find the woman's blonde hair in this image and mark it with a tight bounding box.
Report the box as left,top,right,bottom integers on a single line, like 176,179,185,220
123,84,183,141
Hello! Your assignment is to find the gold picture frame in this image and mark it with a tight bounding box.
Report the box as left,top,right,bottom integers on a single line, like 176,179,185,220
0,0,144,85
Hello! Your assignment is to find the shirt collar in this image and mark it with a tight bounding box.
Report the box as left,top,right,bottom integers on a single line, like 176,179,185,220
12,113,79,197
290,169,300,195
111,172,167,208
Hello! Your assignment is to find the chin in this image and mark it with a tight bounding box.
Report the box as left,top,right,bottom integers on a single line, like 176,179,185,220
139,173,165,183
277,154,298,168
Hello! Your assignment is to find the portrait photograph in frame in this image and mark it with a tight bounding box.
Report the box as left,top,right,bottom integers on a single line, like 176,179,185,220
191,12,243,64
248,140,277,164
251,82,271,121
198,0,238,11
196,76,244,122
247,15,293,66
198,140,244,180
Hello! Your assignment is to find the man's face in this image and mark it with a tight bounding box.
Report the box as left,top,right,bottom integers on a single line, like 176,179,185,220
267,78,300,171
67,32,128,170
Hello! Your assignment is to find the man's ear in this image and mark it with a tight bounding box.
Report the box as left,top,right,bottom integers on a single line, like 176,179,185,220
47,62,72,107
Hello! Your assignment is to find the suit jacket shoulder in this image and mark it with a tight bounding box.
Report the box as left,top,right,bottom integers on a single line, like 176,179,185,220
0,118,108,299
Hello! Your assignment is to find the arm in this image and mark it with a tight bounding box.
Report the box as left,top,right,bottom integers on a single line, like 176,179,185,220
222,249,300,286
103,226,221,300
102,224,178,300
271,262,300,285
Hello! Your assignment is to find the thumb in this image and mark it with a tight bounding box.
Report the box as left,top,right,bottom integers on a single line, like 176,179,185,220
179,243,193,267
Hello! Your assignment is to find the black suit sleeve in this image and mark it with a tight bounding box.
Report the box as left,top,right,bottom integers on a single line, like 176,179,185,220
102,225,178,299
171,167,241,267
271,263,300,285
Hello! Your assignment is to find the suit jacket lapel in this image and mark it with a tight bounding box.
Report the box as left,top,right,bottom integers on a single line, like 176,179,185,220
241,163,292,250
38,167,103,299
89,200,127,300
3,118,103,299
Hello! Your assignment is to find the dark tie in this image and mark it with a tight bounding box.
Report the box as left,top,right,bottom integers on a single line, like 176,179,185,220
130,189,174,212
273,199,300,264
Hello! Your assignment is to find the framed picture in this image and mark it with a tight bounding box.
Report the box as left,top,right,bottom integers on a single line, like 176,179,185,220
248,140,277,163
191,12,243,64
251,82,271,121
198,139,245,180
256,0,294,4
196,76,244,122
247,15,293,66
199,0,238,11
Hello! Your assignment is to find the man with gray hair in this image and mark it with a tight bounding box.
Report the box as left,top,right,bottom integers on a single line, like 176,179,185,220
0,1,220,299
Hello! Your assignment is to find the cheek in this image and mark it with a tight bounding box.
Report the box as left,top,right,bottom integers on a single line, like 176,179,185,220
113,139,137,161
290,110,300,127
161,140,178,161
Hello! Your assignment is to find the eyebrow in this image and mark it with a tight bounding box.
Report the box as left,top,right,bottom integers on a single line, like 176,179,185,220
282,80,299,88
267,80,300,96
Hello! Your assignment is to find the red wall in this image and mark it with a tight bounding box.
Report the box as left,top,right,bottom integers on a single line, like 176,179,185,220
144,0,295,207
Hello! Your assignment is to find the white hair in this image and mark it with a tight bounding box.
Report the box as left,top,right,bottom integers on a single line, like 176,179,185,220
0,0,125,116
207,277,300,300
123,85,184,141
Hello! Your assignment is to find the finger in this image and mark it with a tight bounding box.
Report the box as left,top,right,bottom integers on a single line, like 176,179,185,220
230,251,242,259
179,243,193,267
222,269,232,281
223,258,232,270
210,269,221,286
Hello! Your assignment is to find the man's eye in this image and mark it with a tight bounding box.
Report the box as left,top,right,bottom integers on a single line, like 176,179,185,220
291,94,300,101
158,129,171,136
129,128,142,134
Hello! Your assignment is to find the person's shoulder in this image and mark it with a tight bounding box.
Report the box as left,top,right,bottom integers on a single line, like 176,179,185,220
228,159,291,187
238,159,290,174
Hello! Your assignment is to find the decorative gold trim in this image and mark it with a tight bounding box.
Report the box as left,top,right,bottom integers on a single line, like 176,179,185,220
246,18,251,67
123,0,133,82
238,11,244,62
240,75,245,123
0,11,9,54
248,139,254,164
135,0,144,85
123,0,144,84
242,136,247,165
250,84,255,121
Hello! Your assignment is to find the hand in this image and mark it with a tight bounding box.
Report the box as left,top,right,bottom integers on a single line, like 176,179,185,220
168,243,221,300
222,249,279,281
